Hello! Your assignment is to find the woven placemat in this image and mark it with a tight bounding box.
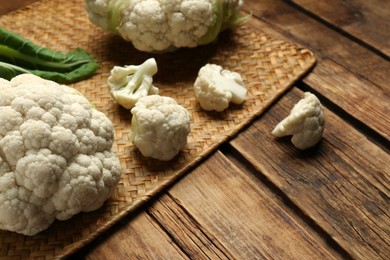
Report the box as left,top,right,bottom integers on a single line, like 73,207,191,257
0,0,316,258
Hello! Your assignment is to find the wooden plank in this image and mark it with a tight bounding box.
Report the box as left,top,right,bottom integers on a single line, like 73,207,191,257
243,0,390,141
304,58,390,140
289,0,390,56
76,211,187,259
243,0,390,91
147,194,234,259
73,147,343,259
230,88,390,259
162,151,342,259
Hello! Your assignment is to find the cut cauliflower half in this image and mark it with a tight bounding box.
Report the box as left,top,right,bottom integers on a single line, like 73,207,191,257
272,92,325,150
130,95,191,161
108,58,159,109
0,74,122,235
193,63,247,112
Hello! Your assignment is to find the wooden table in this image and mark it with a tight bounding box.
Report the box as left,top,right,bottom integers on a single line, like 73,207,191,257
1,1,389,259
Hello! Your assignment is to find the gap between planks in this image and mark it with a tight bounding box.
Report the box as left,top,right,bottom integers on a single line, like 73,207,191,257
281,0,390,60
161,150,344,259
219,142,354,259
242,1,390,143
228,87,390,259
242,0,390,90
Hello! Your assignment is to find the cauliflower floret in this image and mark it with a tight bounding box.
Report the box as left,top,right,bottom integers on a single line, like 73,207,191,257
130,95,191,161
193,63,247,112
0,74,122,236
108,58,159,109
85,0,247,53
272,92,325,150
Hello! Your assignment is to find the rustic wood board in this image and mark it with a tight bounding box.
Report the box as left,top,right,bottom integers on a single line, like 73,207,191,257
290,0,390,56
244,0,390,140
0,0,315,258
231,88,390,259
151,152,340,259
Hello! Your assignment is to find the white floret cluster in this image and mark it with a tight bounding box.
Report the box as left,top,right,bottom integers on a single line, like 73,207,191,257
0,74,122,235
272,92,325,150
118,0,213,52
131,95,191,161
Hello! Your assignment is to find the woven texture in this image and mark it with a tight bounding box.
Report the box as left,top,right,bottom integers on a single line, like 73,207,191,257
0,0,316,258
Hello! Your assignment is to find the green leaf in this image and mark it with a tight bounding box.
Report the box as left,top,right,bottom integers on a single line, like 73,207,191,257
0,26,99,83
0,61,32,79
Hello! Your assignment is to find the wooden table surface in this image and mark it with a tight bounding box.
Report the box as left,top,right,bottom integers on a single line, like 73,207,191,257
1,1,389,259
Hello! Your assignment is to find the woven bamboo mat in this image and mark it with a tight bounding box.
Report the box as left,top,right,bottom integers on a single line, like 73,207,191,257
0,0,316,258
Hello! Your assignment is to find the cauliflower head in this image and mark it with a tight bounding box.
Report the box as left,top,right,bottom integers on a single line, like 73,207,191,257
0,74,122,235
272,92,325,150
85,0,247,52
131,95,191,161
194,63,247,112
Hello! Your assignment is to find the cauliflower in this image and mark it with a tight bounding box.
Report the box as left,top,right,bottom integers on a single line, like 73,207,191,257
85,0,248,53
108,58,159,109
193,63,247,112
272,92,325,150
130,95,191,161
0,74,122,235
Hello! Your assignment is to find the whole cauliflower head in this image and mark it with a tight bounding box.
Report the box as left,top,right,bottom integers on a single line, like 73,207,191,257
85,0,246,52
194,63,247,112
272,92,325,150
131,95,191,161
0,74,122,235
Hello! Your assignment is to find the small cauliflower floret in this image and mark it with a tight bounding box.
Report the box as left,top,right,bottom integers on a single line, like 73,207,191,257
272,92,325,150
0,74,122,236
85,0,248,53
131,95,191,161
108,58,159,109
194,63,247,112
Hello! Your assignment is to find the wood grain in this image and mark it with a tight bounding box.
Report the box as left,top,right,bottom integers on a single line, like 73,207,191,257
304,58,390,140
289,0,390,56
81,149,343,259
147,194,234,259
243,0,390,142
81,211,187,260
243,0,390,90
230,88,390,259
0,1,389,259
166,151,341,259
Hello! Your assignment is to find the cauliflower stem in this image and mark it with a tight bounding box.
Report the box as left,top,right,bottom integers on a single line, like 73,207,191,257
213,70,247,104
108,58,159,109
